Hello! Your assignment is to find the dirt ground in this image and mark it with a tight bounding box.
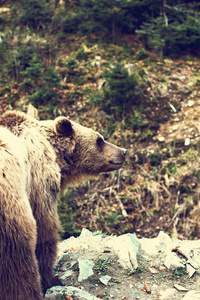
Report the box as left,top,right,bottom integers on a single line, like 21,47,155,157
47,232,200,300
62,252,199,300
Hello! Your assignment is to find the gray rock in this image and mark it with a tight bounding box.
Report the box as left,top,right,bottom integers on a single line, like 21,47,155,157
187,100,195,107
124,63,137,75
158,136,165,142
26,103,39,119
45,231,200,300
174,284,188,292
59,269,74,284
99,275,111,285
45,286,100,300
164,251,185,270
109,233,139,269
79,228,93,238
172,125,178,131
170,74,180,81
184,138,191,146
178,242,200,268
140,231,171,256
186,264,196,278
78,259,94,282
179,75,186,82
158,84,168,96
149,267,159,274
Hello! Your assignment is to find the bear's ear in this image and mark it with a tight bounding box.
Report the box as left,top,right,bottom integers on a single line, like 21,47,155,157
54,117,73,137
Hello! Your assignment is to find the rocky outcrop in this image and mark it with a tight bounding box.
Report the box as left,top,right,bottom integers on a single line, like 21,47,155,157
45,229,200,300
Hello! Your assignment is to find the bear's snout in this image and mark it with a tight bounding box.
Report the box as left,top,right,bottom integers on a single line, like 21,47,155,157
117,147,127,164
122,148,127,156
104,143,127,171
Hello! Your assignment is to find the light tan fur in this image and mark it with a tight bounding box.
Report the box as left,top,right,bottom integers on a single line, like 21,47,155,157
0,111,127,300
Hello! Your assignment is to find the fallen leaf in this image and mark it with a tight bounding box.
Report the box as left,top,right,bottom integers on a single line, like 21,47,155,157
102,249,111,253
144,283,151,294
171,246,180,252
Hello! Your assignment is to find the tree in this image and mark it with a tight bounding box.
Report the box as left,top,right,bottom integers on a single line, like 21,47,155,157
19,0,53,30
20,55,44,94
102,63,139,120
30,66,62,109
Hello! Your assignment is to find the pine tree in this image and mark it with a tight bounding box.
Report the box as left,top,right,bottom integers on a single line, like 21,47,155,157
20,55,44,94
19,0,53,30
102,63,139,120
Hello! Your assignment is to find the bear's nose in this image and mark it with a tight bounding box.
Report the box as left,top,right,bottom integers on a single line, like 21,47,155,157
122,149,127,156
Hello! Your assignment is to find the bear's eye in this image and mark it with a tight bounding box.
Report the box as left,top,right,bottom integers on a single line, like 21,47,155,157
97,137,104,149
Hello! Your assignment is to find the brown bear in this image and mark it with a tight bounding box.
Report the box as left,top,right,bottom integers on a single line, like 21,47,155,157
0,111,127,300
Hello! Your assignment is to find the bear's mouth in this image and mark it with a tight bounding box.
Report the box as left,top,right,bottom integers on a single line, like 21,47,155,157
105,160,124,172
109,160,124,166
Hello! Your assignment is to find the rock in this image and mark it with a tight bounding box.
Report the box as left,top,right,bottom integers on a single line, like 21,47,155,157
169,103,177,112
170,74,180,81
172,125,178,131
110,233,139,269
124,63,137,75
186,264,196,278
45,286,100,300
59,269,74,284
180,75,186,82
178,242,200,268
157,84,168,96
97,79,106,90
78,259,94,282
99,274,111,285
79,228,93,238
140,231,171,256
26,103,39,119
188,100,195,107
158,136,165,142
149,267,159,274
45,231,200,300
184,138,191,146
173,284,188,292
164,251,185,270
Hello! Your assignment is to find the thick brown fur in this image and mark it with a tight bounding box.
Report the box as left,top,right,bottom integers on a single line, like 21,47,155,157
0,111,127,300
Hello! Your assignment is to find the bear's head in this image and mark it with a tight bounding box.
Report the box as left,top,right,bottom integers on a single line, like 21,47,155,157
42,116,127,191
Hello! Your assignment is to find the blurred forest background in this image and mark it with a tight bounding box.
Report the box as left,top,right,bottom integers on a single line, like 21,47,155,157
1,0,200,240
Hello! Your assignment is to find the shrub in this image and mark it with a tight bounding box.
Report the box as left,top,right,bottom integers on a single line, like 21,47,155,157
19,0,53,30
29,66,61,109
20,59,62,112
136,8,200,56
102,63,139,120
66,57,79,75
58,191,81,239
20,55,44,93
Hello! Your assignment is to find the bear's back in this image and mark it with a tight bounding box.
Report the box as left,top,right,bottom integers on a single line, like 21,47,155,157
0,111,61,213
0,126,30,214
